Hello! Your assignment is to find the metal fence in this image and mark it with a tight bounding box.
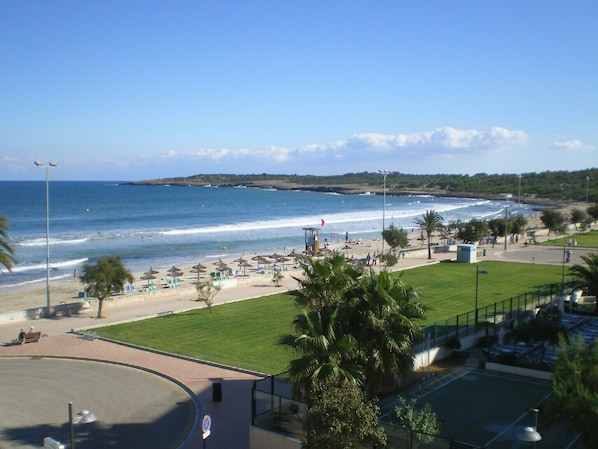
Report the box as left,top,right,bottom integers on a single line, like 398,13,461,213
416,282,567,352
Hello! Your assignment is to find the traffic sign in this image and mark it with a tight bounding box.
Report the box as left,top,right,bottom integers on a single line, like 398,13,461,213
201,415,212,440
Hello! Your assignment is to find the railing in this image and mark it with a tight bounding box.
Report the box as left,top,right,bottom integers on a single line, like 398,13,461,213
251,281,579,447
415,282,568,352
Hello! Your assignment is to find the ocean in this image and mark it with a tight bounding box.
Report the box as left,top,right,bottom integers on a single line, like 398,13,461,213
0,181,534,288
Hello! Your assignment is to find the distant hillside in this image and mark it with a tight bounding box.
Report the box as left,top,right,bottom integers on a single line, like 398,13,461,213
127,169,597,204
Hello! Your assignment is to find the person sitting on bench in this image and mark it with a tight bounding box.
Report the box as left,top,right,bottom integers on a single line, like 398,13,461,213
16,329,25,342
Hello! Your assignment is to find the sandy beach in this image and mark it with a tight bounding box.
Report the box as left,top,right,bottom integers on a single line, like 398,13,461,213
0,234,393,315
0,203,585,317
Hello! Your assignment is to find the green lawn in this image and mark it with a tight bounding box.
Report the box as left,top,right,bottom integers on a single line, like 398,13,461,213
95,261,567,375
541,229,598,248
96,293,300,374
399,260,564,323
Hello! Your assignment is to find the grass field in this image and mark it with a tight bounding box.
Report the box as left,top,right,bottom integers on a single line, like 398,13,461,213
96,261,568,375
541,229,598,248
399,260,563,323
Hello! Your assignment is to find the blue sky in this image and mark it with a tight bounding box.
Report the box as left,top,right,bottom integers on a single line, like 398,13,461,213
1,1,596,181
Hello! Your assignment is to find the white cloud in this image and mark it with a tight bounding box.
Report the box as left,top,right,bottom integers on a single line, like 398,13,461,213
180,145,291,162
295,127,527,161
139,126,531,175
549,140,593,152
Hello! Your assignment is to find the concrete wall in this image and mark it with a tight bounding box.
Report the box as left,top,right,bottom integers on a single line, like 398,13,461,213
485,362,553,381
0,301,89,325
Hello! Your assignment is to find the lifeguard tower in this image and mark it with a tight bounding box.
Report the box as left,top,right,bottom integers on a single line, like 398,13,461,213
303,227,320,254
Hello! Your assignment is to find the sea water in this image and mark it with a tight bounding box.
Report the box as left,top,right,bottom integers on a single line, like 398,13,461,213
0,181,534,287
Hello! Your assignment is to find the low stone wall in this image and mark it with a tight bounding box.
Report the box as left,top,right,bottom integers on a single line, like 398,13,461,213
0,301,89,325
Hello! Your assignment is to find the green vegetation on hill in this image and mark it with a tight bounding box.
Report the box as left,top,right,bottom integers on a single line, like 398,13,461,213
132,169,598,203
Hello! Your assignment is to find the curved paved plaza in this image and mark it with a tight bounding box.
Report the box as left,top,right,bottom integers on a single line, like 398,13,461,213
0,357,196,449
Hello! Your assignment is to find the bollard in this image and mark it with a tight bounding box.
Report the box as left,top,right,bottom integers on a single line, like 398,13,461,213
212,382,222,402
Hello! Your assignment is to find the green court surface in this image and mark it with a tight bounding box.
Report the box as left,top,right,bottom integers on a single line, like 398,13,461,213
380,369,584,449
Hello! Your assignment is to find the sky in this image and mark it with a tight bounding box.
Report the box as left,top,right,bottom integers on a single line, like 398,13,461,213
1,1,596,181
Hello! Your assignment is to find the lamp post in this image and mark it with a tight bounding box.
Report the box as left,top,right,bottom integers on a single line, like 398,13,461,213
378,170,391,256
34,161,58,317
561,245,567,293
518,174,522,206
69,402,97,449
516,408,542,448
504,194,512,251
475,264,488,327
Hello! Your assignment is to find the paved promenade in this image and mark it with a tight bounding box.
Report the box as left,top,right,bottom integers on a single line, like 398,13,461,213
1,233,595,449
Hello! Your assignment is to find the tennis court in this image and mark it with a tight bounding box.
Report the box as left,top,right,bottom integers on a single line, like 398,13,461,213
380,368,584,449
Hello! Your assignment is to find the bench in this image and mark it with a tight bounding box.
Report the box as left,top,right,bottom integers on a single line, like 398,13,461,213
80,330,98,341
157,310,174,317
12,331,42,344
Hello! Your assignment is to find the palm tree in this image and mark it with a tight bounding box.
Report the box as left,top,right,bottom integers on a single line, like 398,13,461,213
0,215,16,274
292,253,362,312
282,254,364,395
284,253,425,396
80,256,134,318
414,210,444,259
568,253,598,315
352,269,424,395
279,307,363,395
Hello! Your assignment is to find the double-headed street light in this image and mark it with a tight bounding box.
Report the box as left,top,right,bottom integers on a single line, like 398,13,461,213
34,161,58,317
378,170,391,256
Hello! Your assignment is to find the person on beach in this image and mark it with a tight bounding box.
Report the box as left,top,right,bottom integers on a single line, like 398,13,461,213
345,231,349,242
372,252,377,265
16,329,25,342
366,252,371,266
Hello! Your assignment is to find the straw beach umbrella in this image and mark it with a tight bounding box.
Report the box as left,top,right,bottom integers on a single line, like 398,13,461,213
167,266,183,276
140,273,157,288
269,253,284,261
190,266,206,280
190,262,207,281
238,260,253,275
145,267,159,276
290,250,308,260
251,255,270,268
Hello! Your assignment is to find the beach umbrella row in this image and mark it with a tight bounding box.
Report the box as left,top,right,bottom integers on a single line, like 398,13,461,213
141,248,315,283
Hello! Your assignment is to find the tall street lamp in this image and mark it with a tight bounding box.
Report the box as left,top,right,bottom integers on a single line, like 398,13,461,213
518,174,522,206
475,264,488,327
34,161,58,317
504,194,512,251
378,170,391,256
